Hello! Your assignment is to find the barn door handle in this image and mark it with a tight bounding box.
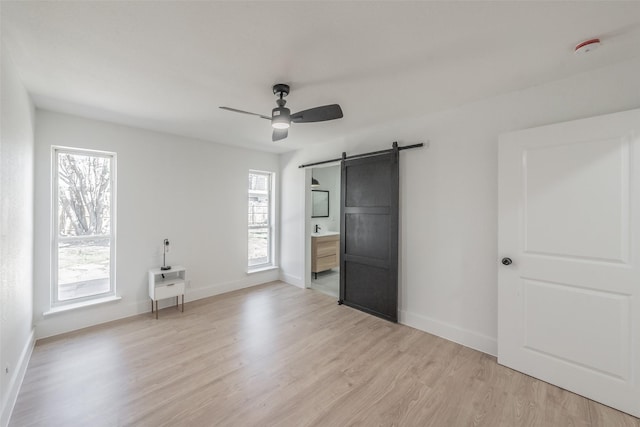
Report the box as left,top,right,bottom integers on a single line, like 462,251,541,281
501,257,512,266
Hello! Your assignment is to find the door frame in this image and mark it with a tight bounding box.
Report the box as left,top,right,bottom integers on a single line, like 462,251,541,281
304,163,341,290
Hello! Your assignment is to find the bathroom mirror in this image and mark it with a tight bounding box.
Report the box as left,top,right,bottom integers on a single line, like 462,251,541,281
312,190,329,217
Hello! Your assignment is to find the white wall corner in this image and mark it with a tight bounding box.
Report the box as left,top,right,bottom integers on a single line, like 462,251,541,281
399,309,497,357
280,272,304,288
1,328,35,427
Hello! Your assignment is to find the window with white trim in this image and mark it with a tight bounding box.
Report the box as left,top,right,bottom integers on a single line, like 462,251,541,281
248,170,274,269
52,147,116,306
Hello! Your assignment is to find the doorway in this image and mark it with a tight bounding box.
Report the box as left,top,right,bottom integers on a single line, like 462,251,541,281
306,164,341,298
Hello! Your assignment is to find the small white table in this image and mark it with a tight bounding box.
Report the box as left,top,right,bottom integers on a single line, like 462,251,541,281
148,265,186,319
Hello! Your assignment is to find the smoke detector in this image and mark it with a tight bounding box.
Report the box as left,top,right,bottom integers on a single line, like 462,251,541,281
574,38,601,55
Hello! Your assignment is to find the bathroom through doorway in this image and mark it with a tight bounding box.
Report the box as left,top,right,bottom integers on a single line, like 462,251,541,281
308,164,341,298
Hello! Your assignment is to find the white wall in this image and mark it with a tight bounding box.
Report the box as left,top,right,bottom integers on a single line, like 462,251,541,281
33,111,280,339
280,57,640,356
0,49,35,427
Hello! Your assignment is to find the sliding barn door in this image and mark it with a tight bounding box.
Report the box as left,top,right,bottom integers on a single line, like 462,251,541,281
498,109,640,417
339,148,399,322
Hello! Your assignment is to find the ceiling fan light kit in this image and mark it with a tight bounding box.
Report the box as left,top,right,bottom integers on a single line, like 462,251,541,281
220,83,343,141
271,117,290,129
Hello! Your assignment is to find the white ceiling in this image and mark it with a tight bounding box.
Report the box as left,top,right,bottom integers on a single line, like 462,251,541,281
2,1,640,153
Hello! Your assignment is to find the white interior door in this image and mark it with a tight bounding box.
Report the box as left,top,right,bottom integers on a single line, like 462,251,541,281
498,109,640,417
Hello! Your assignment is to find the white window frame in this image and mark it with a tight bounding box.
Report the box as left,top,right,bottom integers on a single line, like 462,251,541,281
51,146,117,307
248,170,275,271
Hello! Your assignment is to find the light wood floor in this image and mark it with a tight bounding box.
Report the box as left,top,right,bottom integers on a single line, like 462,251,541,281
10,282,640,427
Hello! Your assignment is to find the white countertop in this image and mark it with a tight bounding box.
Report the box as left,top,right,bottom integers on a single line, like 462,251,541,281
311,231,340,237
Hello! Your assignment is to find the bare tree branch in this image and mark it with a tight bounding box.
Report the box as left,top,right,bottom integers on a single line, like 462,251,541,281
57,153,111,236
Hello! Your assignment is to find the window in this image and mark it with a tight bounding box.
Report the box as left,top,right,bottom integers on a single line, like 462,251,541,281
248,170,274,269
52,147,116,306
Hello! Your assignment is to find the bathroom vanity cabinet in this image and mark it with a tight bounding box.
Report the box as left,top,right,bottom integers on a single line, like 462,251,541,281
312,233,339,277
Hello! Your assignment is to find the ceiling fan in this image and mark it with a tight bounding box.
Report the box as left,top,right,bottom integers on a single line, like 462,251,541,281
219,84,343,142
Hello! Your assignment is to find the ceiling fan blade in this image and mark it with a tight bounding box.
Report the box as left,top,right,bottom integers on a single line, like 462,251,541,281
272,128,288,142
290,104,343,123
219,106,271,120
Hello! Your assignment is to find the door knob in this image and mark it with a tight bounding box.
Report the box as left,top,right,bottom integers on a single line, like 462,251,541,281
501,257,512,266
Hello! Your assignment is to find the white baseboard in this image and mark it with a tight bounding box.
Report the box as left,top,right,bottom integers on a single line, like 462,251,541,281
187,269,280,301
399,309,497,357
36,297,147,339
36,270,281,340
1,328,35,427
280,272,303,287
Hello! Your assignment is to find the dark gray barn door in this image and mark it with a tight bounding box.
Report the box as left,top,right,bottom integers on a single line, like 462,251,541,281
339,147,399,322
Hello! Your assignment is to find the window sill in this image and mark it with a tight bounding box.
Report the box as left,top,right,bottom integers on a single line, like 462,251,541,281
43,295,122,316
247,265,279,275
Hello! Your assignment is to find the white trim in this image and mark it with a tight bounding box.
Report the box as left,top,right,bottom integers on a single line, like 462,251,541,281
35,274,281,340
248,170,276,270
247,265,279,274
304,168,312,289
280,272,304,288
399,309,497,357
43,295,122,316
187,270,280,301
51,146,117,308
1,329,35,427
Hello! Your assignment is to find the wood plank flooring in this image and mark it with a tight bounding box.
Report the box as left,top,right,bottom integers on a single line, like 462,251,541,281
10,281,640,426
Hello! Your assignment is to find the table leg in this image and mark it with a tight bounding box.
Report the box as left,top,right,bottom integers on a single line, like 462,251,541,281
182,294,184,312
155,300,158,319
